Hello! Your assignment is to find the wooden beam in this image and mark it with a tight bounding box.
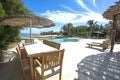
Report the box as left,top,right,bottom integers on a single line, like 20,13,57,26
110,14,117,52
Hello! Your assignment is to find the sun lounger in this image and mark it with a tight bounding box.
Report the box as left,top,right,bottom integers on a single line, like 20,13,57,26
87,40,110,50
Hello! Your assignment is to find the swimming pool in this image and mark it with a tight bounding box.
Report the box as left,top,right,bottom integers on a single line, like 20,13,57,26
40,38,79,43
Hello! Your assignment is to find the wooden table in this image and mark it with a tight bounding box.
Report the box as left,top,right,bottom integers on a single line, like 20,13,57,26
24,42,57,80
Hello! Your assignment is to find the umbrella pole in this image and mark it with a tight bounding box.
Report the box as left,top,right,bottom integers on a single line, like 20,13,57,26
110,15,116,52
30,17,32,39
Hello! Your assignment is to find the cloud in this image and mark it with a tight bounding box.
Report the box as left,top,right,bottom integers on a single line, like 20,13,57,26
77,12,108,23
41,10,108,24
40,0,108,25
60,4,79,13
76,0,93,12
93,0,96,7
41,10,82,24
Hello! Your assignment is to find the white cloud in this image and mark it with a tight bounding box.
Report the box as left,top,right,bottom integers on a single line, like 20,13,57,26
76,12,108,23
76,0,93,12
41,10,81,24
60,4,79,13
41,10,108,24
40,0,108,25
93,0,96,7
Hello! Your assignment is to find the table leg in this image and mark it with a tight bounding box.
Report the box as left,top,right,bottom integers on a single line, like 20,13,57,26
30,57,34,80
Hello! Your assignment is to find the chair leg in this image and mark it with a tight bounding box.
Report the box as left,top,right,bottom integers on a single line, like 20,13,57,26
34,70,39,80
34,70,37,80
59,69,62,80
22,70,26,80
41,70,45,80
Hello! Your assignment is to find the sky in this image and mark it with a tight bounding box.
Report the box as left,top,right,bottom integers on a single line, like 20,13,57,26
21,0,117,34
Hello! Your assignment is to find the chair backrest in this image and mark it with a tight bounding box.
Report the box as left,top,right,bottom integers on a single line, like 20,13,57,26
16,47,22,62
43,49,64,70
43,40,61,49
17,44,28,59
18,43,23,49
16,47,26,71
34,49,65,79
16,47,30,80
101,40,110,48
25,38,34,43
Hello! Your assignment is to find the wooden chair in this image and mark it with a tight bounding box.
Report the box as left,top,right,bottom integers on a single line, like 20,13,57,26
25,38,34,43
87,40,110,50
34,49,65,80
18,44,28,59
16,46,30,80
43,40,61,49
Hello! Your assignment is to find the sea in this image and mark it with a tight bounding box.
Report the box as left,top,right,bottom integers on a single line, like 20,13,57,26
20,33,39,38
20,33,29,38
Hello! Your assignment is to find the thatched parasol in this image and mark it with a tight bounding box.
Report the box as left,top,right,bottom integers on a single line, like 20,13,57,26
0,15,55,38
102,1,120,52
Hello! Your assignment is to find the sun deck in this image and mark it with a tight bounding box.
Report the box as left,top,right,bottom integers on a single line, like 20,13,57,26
0,39,120,80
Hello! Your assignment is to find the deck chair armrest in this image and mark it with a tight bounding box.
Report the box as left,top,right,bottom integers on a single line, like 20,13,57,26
22,58,29,61
34,59,42,67
92,42,101,44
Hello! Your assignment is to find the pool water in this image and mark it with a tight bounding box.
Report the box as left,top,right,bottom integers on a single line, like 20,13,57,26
42,38,79,43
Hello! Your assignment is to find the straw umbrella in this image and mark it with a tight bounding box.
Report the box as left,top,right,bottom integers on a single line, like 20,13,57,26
102,1,120,52
0,15,55,38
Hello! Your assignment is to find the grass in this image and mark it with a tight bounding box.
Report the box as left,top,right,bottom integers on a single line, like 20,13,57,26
7,42,18,49
116,42,120,44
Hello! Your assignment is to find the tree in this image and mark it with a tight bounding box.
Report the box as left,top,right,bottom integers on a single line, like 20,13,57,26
0,3,5,17
0,0,31,61
0,3,6,60
0,3,5,48
61,23,74,36
87,20,97,37
0,0,30,42
0,0,30,15
0,0,30,50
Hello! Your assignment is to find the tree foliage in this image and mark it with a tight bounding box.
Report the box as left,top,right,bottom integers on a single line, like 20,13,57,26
0,3,5,17
87,20,97,37
0,0,30,51
61,21,104,38
40,30,61,35
61,23,74,36
0,0,30,15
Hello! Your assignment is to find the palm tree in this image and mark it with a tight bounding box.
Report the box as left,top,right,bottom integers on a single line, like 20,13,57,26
61,23,73,36
87,20,97,38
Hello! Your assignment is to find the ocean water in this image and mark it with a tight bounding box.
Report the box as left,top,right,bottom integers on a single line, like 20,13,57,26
20,33,31,38
21,33,41,38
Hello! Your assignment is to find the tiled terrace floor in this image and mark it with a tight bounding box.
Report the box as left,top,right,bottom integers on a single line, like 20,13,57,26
76,52,120,80
0,51,31,80
0,51,120,80
0,39,120,80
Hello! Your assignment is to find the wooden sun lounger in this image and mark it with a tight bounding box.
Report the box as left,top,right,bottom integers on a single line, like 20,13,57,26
87,41,110,50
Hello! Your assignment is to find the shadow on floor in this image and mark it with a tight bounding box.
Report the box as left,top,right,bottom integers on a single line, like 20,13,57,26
75,51,120,80
0,51,31,80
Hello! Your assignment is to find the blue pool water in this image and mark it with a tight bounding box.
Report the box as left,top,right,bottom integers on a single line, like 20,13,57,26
21,33,79,43
44,38,79,43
